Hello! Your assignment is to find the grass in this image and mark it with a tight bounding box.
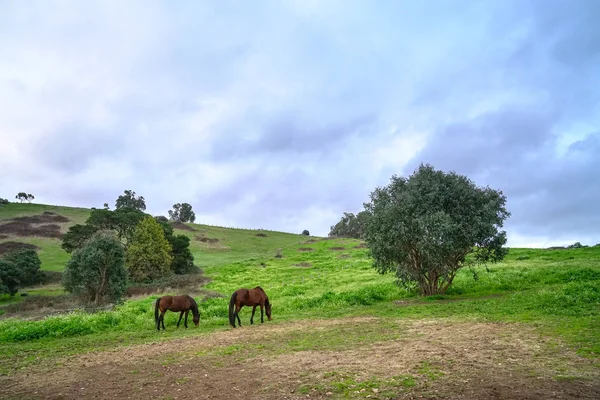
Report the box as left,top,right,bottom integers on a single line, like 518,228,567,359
0,202,599,378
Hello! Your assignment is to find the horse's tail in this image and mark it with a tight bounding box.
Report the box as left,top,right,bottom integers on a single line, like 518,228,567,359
154,297,161,326
228,291,237,327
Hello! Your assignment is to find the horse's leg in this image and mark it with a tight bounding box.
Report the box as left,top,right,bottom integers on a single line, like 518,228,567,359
250,305,257,324
184,310,189,328
235,305,242,327
159,311,166,330
177,311,184,328
260,304,264,323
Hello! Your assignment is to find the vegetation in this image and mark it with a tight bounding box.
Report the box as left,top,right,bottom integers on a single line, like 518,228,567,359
329,211,371,239
126,216,173,283
365,164,510,295
0,198,9,206
15,192,34,203
302,229,310,236
115,189,146,211
0,249,41,296
156,218,195,274
62,231,127,304
168,202,196,223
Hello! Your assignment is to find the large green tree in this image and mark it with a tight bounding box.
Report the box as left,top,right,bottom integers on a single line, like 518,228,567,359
364,163,510,296
168,202,196,223
63,231,128,304
0,259,23,296
126,216,173,282
155,218,195,275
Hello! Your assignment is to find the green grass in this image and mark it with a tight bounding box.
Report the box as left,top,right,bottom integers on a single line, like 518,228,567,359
0,201,599,376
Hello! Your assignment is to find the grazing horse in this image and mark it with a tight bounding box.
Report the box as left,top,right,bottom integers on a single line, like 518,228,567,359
154,295,200,331
228,286,272,328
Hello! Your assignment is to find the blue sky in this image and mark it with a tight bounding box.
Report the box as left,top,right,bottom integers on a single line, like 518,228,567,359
1,0,599,247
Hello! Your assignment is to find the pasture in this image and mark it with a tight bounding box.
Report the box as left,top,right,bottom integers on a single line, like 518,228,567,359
0,203,599,399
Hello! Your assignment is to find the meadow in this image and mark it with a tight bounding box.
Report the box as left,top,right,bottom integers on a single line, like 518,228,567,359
0,203,599,399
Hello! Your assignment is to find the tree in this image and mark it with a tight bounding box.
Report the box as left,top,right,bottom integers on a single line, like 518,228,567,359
126,216,173,282
86,208,146,244
0,198,9,205
115,190,146,211
168,203,196,223
155,218,195,274
302,230,310,236
26,194,35,203
0,259,23,296
329,210,371,239
62,231,127,304
364,163,510,296
62,224,99,253
103,203,110,210
3,249,41,286
15,192,27,203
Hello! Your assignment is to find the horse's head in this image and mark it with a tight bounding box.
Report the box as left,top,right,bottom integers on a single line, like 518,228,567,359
265,301,272,321
193,314,200,327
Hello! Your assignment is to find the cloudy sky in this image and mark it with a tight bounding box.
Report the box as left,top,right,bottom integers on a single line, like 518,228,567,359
1,0,598,247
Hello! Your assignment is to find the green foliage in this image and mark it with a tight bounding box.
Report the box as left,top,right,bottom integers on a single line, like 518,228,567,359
15,192,27,203
61,224,98,253
62,231,127,305
365,163,510,295
0,258,23,296
568,242,587,249
27,194,34,203
2,249,41,286
115,189,146,212
0,198,9,205
329,211,371,239
302,230,310,236
168,202,196,223
126,216,173,282
155,218,195,274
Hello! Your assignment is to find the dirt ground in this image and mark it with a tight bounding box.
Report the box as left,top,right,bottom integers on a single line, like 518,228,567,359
1,317,599,400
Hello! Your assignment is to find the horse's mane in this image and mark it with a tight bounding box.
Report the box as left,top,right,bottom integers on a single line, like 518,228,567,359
189,296,199,315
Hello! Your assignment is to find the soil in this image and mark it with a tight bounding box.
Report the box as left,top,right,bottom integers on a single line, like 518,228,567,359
298,248,314,252
329,247,346,251
171,222,196,232
293,262,312,268
0,241,40,255
1,318,598,400
0,213,70,239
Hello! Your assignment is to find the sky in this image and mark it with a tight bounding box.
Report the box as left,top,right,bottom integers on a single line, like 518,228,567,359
0,0,599,247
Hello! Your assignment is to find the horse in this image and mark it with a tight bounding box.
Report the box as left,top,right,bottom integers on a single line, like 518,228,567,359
228,286,272,328
154,294,200,331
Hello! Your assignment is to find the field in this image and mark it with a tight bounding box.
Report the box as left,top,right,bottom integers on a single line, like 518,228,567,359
0,203,599,399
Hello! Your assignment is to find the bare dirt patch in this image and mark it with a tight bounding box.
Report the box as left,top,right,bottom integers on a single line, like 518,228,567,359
171,221,196,232
298,247,314,252
338,254,351,259
293,262,312,268
330,246,345,251
0,241,40,255
0,234,8,239
0,213,70,239
2,318,598,400
196,236,220,244
354,243,368,249
255,232,268,237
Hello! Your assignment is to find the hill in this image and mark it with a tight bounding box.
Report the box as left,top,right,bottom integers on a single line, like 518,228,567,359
0,202,307,271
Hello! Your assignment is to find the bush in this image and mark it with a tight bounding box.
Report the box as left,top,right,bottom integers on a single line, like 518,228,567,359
126,216,173,282
302,230,310,236
63,231,128,304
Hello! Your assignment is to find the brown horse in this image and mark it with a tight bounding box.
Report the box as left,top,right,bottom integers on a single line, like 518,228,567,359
228,286,272,328
154,295,200,331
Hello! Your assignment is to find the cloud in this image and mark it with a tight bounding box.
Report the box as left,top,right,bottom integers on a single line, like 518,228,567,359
0,0,598,247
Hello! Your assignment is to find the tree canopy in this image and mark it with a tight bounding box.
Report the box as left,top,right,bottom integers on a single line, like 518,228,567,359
126,216,173,282
0,249,42,296
62,231,128,304
115,190,146,211
168,202,196,223
15,192,27,203
328,211,371,239
364,163,510,296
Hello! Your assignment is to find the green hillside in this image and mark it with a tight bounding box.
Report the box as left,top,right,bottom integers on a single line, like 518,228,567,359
0,202,307,272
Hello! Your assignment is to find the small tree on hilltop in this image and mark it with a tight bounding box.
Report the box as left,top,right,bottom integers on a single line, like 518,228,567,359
364,163,510,296
115,190,146,211
329,210,371,239
63,231,128,304
126,216,173,282
26,194,35,203
168,203,196,223
302,230,310,236
15,192,27,203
